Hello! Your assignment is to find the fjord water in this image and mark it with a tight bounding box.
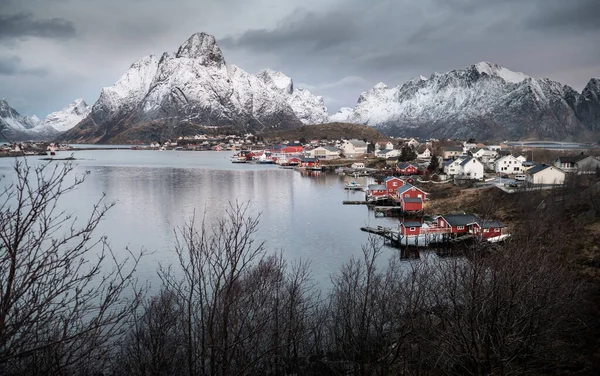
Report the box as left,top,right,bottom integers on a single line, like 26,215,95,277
0,150,399,287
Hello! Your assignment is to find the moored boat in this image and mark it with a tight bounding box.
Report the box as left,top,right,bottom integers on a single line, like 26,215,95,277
344,181,363,190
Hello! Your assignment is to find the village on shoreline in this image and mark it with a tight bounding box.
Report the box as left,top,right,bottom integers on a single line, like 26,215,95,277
3,133,600,255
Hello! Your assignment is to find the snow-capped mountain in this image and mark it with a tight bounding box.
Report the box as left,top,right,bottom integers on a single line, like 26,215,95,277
41,99,91,132
0,99,40,140
332,62,598,140
1,99,92,141
61,32,328,143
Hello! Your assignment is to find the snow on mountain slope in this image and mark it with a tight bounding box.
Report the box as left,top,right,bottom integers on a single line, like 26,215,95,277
63,32,327,143
333,62,588,140
0,99,43,140
41,99,91,132
256,69,329,124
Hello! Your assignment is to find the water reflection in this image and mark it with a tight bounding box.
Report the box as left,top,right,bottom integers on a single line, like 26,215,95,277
0,151,403,289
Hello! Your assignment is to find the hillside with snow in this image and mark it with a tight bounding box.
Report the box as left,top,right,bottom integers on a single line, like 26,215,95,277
60,32,328,143
332,62,600,140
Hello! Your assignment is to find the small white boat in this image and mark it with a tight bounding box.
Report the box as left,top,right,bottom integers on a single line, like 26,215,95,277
344,181,363,190
231,154,248,163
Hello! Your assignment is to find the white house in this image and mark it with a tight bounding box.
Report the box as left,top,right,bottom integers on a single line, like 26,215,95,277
457,157,485,180
376,141,395,150
340,139,368,158
472,148,498,165
375,149,401,159
443,156,466,176
406,138,420,149
463,141,478,152
494,155,522,174
307,146,341,160
442,146,463,159
417,148,432,159
526,164,566,185
351,162,365,169
516,155,527,163
554,155,600,174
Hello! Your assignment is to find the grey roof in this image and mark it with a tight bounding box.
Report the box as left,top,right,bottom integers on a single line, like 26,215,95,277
556,155,587,164
441,214,479,226
403,197,422,203
367,184,387,191
526,164,551,175
478,219,504,228
443,159,454,166
395,184,414,195
403,220,422,227
348,139,367,147
459,156,473,166
319,146,340,152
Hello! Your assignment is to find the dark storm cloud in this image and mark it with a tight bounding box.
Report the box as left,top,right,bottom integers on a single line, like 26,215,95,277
0,12,76,41
220,9,359,52
528,0,600,32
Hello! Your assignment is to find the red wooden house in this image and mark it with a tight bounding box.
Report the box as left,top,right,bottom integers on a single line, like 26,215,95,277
384,176,406,195
300,158,320,168
469,219,504,239
401,197,423,212
400,220,422,236
437,214,479,235
395,184,428,200
397,162,419,175
436,214,504,239
282,145,303,154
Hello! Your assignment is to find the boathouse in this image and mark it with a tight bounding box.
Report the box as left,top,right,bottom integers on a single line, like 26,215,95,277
469,219,505,239
300,158,320,168
401,197,423,212
437,214,479,235
400,220,422,236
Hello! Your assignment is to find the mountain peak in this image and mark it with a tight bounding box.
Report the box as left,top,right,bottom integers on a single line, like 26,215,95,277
256,69,294,94
175,32,225,66
471,61,529,84
373,82,388,90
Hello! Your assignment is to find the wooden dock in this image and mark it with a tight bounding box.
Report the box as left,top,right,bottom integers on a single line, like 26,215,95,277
343,200,369,205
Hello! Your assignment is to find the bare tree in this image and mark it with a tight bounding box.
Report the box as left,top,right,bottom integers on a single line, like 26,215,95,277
0,159,142,375
152,201,320,376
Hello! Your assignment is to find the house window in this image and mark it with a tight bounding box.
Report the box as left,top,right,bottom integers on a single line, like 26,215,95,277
410,227,416,231
440,222,445,227
495,228,501,232
393,182,397,186
457,226,465,230
418,194,422,198
483,229,489,233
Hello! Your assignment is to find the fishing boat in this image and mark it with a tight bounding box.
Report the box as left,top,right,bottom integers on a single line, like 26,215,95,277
257,153,275,164
344,181,363,190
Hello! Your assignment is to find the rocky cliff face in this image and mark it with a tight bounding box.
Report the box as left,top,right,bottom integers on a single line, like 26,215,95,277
331,62,597,141
577,78,600,132
61,32,328,143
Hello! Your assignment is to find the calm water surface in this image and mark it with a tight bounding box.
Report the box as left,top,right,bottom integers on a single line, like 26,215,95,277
0,150,402,288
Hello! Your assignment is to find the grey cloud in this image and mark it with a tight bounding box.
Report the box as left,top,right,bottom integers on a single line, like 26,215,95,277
0,56,20,75
220,9,359,52
0,56,48,76
528,0,600,32
0,12,76,41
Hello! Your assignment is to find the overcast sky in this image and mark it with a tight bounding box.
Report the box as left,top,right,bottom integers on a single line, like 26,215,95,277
1,0,598,118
